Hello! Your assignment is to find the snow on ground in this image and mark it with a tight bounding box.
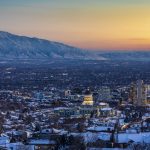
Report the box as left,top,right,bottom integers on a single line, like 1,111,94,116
117,132,150,143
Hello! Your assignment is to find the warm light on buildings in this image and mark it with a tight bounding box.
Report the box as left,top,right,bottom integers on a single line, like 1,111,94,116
82,89,93,105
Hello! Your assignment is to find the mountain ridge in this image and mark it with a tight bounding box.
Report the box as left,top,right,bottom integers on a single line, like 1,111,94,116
1,31,150,61
0,31,105,60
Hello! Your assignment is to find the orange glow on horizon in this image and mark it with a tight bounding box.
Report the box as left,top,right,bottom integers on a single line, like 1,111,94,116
1,1,150,50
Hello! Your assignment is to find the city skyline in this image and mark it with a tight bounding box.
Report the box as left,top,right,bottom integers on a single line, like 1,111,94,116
1,0,150,50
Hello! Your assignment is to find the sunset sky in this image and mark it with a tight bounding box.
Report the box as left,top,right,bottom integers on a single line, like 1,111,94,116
1,0,150,50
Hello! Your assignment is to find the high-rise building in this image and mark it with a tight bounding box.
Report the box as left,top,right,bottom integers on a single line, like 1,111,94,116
98,86,112,101
82,89,93,105
146,85,150,104
129,80,147,106
129,82,137,103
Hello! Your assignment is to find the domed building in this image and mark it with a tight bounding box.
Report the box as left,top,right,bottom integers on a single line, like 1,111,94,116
82,89,93,105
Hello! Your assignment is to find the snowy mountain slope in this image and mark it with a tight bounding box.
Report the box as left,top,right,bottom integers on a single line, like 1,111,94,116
0,31,106,60
1,31,150,61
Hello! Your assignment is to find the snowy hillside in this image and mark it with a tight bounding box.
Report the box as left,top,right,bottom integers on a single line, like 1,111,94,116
0,31,105,60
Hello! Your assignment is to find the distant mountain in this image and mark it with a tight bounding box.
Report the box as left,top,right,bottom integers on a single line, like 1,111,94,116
0,31,150,61
0,31,105,60
97,51,150,61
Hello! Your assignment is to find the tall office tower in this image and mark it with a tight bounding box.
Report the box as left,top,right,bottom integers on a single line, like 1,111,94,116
129,80,147,106
146,85,150,104
82,89,93,105
98,86,112,101
129,82,137,103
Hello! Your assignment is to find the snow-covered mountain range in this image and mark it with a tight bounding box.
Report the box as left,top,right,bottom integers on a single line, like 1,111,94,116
0,31,105,60
0,31,150,61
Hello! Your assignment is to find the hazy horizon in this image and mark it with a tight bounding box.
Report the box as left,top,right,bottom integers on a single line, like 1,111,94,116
1,0,150,50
